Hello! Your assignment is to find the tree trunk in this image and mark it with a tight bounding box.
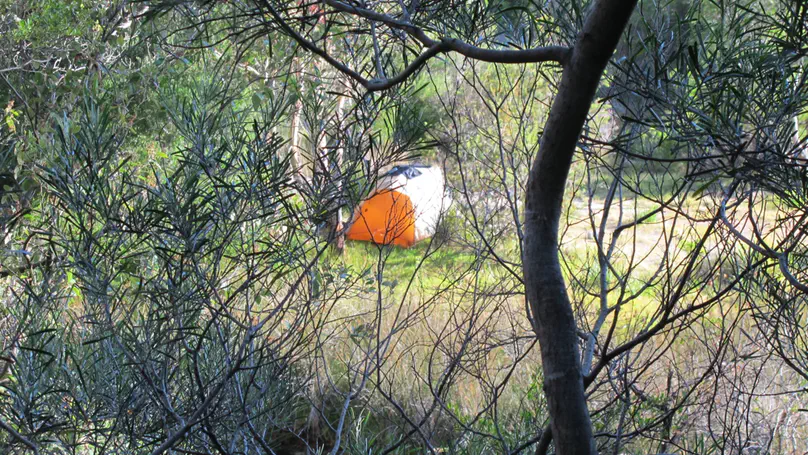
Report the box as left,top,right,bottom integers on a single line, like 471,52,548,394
522,2,637,455
289,56,307,186
332,91,348,254
289,97,305,179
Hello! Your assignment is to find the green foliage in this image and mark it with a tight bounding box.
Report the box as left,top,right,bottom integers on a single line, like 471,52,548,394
3,0,808,453
5,0,107,42
0,75,320,452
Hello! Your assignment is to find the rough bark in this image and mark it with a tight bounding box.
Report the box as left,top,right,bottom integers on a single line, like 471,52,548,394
331,91,348,254
522,2,638,455
289,98,305,173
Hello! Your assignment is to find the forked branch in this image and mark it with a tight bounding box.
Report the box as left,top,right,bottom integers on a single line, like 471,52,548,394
260,0,570,92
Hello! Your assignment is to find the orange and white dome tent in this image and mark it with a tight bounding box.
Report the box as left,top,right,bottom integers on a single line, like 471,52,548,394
346,164,449,247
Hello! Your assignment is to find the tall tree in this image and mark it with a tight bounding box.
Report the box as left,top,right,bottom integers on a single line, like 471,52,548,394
151,1,637,453
142,0,808,453
4,0,806,453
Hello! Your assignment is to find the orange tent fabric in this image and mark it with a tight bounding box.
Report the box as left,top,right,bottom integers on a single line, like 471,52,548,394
346,189,417,247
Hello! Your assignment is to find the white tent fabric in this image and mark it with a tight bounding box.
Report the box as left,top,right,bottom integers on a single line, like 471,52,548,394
347,164,451,246
373,165,448,242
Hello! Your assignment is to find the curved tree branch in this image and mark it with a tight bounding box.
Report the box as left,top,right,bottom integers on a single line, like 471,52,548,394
0,417,39,455
719,190,808,294
322,0,570,64
260,0,570,92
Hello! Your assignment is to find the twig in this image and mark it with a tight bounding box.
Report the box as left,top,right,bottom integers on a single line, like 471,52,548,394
0,417,39,455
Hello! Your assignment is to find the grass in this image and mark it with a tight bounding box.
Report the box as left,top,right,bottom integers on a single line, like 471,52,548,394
306,177,805,452
337,237,481,292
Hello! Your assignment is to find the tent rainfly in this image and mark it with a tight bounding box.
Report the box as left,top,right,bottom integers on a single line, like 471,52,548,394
346,164,449,247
